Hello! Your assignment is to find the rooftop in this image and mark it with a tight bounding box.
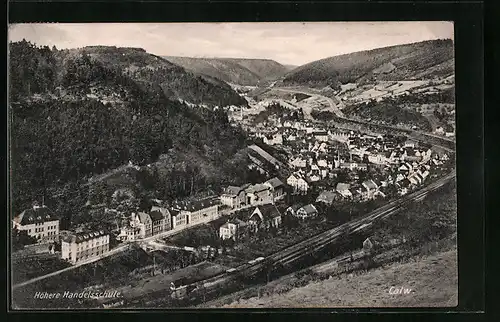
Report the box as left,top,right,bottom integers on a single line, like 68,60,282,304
62,230,107,244
171,196,219,212
363,180,378,190
300,204,318,215
14,205,58,226
251,204,282,221
265,177,285,189
245,183,270,194
336,183,351,191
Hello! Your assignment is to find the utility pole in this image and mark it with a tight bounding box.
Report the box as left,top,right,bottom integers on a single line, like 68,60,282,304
153,254,156,276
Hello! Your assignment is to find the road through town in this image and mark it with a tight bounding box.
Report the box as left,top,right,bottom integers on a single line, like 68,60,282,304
12,216,221,290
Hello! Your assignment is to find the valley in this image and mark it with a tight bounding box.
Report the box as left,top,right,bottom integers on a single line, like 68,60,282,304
9,34,457,310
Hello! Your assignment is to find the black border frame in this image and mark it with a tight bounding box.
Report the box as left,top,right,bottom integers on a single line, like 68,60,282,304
5,0,485,319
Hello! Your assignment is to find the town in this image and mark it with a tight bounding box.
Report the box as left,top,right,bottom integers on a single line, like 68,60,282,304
11,98,453,303
9,24,458,309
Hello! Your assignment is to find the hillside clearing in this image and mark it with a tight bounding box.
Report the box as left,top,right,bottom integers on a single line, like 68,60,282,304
216,249,457,308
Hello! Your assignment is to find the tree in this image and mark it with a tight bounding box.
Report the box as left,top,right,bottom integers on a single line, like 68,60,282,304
12,228,37,251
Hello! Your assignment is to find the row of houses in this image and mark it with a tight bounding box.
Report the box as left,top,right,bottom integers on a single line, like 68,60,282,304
12,195,223,265
219,202,322,241
117,196,220,242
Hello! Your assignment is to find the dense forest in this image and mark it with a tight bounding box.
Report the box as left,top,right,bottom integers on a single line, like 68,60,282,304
9,40,251,222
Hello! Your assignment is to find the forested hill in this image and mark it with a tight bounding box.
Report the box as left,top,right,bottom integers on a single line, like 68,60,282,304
282,39,454,88
9,40,251,219
9,42,247,107
163,56,289,86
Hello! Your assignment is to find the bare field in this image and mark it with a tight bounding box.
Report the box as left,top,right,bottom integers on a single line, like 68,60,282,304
214,248,457,308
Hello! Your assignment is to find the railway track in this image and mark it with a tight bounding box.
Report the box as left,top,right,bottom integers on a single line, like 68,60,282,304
173,171,455,302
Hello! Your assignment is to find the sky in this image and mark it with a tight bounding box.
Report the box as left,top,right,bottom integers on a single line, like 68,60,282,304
8,22,453,66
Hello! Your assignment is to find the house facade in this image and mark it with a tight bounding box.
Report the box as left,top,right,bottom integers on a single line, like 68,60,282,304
12,203,60,244
170,209,188,229
313,131,329,142
264,177,286,201
220,186,247,209
150,206,171,236
136,212,153,238
219,219,248,241
296,204,318,219
287,173,309,193
118,225,141,242
285,204,302,217
245,184,273,205
61,230,109,265
362,180,379,199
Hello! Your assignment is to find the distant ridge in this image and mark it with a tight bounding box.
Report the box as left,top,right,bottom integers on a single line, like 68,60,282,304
163,56,290,86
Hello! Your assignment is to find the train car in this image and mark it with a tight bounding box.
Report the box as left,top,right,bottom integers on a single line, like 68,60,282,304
248,256,266,265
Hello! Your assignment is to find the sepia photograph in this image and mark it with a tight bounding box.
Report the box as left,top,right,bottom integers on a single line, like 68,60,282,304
8,22,457,309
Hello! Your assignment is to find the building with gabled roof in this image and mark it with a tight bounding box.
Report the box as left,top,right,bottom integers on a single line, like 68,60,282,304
245,183,273,205
219,218,248,241
12,203,60,244
287,172,309,194
264,177,286,201
285,204,303,216
362,179,378,191
150,206,171,235
316,190,337,205
296,204,319,219
336,183,352,198
249,204,282,231
220,185,247,209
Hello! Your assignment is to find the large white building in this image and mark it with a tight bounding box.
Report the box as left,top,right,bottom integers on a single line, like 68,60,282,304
61,230,109,265
12,203,60,243
170,197,220,229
